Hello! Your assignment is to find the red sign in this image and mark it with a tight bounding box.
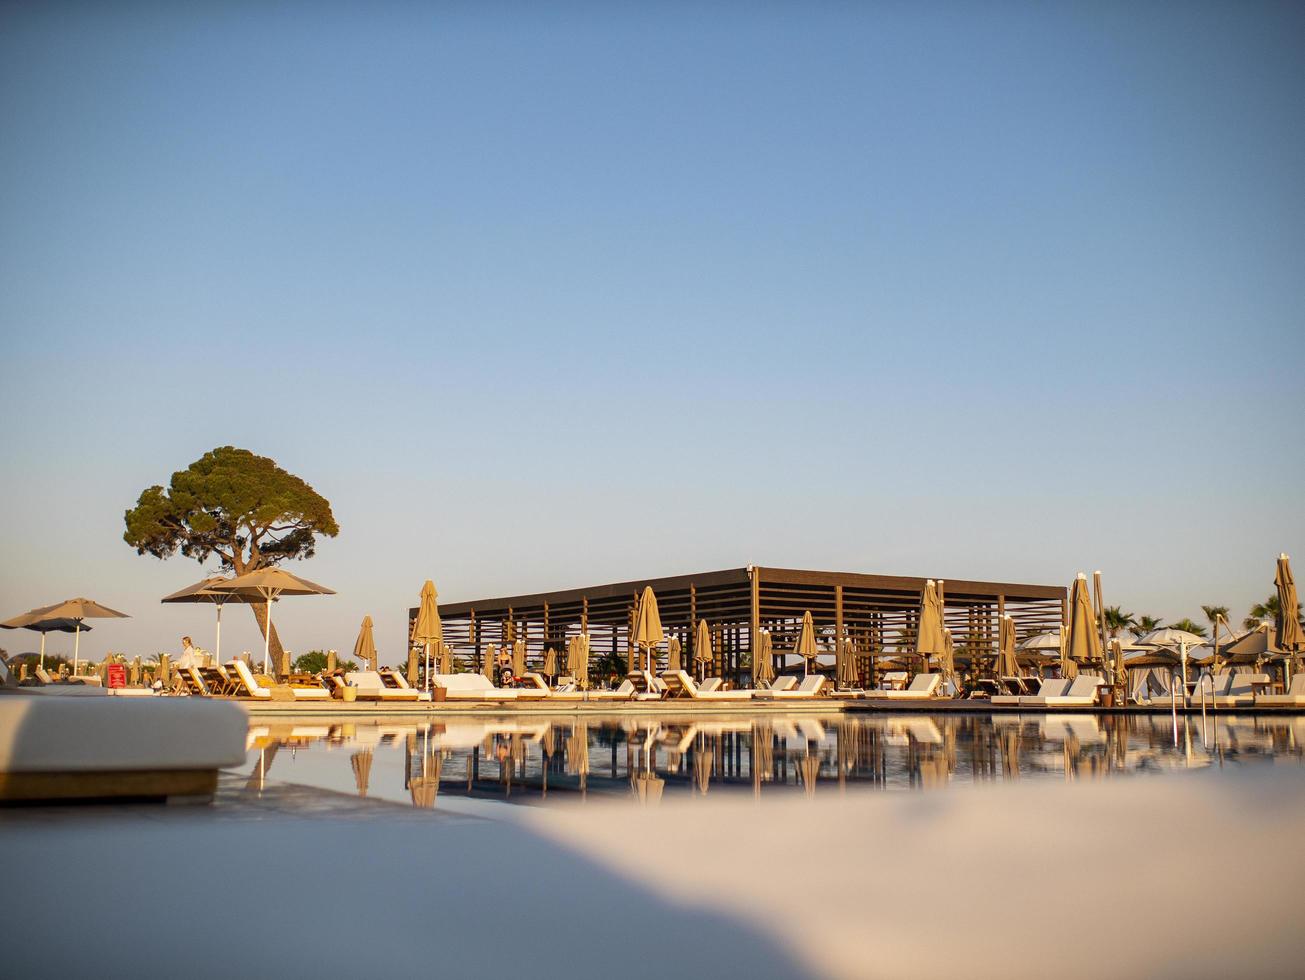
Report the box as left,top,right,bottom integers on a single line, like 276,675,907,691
106,664,127,689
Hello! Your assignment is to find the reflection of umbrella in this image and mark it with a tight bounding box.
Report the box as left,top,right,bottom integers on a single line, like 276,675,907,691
997,616,1019,677
353,615,378,672
208,569,333,675
410,753,441,808
754,629,775,687
413,581,442,691
0,617,91,671
161,576,260,664
793,611,817,677
2,597,128,675
799,753,820,798
632,586,664,675
694,619,714,679
752,721,774,793
694,745,713,795
350,750,373,797
631,771,664,804
1000,729,1021,780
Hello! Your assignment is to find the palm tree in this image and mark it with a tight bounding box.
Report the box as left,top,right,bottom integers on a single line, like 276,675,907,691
1102,606,1135,639
1167,617,1208,638
1201,605,1230,642
1245,595,1281,630
1131,615,1163,638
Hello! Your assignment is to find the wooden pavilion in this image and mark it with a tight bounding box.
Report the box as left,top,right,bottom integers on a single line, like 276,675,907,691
411,566,1065,686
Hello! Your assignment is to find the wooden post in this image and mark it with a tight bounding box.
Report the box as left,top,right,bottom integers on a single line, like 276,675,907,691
581,595,589,635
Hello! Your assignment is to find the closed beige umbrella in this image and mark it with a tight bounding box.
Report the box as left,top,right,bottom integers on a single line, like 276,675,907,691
694,619,714,679
575,633,590,690
1065,574,1102,678
753,628,775,687
836,635,858,690
207,568,334,676
511,639,526,678
542,645,558,678
435,639,453,674
997,615,1019,678
413,581,443,692
915,580,947,675
631,586,664,675
1276,554,1304,675
793,611,817,678
940,628,956,689
666,635,682,674
3,597,129,675
482,643,498,679
353,615,378,672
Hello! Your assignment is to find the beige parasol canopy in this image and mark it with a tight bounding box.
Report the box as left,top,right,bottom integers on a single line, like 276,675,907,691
915,581,947,670
793,611,817,677
1276,554,1303,672
836,635,858,689
997,615,1019,677
413,580,442,691
694,619,714,678
353,615,378,672
631,586,664,675
3,597,129,675
207,568,333,675
1065,574,1103,672
753,628,775,686
0,616,91,671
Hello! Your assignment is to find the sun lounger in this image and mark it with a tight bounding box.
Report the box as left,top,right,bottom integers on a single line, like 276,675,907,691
0,692,246,803
230,660,329,700
752,675,827,700
993,678,1067,706
662,670,753,701
430,674,521,702
198,666,235,696
1257,673,1305,707
765,676,797,693
864,673,943,700
1022,674,1102,707
346,671,423,701
174,667,209,696
1212,672,1270,708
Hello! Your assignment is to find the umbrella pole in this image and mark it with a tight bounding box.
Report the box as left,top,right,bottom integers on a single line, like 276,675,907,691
39,632,46,671
73,623,81,675
215,602,223,665
425,642,431,692
263,592,273,675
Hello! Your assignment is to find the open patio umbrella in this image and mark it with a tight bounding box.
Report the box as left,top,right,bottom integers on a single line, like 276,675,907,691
836,635,858,690
0,617,91,671
1138,627,1207,687
997,615,1019,678
413,581,443,692
793,611,817,678
631,586,664,676
753,628,775,687
1276,554,1304,675
2,597,128,675
353,615,378,672
206,569,333,675
694,619,714,680
1065,573,1103,678
160,576,261,665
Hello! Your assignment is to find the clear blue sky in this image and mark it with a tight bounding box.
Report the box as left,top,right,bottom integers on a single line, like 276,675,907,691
2,2,1302,662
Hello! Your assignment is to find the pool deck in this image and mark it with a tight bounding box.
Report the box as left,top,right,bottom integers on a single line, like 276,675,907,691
238,697,1305,717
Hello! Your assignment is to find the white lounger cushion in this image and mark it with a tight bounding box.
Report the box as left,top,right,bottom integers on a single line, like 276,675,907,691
882,674,942,699
430,674,519,699
0,694,246,772
345,672,422,699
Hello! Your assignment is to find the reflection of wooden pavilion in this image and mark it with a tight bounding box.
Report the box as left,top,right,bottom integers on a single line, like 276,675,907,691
412,566,1065,684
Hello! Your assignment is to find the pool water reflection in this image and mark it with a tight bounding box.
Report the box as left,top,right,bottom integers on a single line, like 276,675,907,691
238,712,1305,811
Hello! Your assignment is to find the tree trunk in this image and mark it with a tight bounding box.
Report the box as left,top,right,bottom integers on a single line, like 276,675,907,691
250,601,288,678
